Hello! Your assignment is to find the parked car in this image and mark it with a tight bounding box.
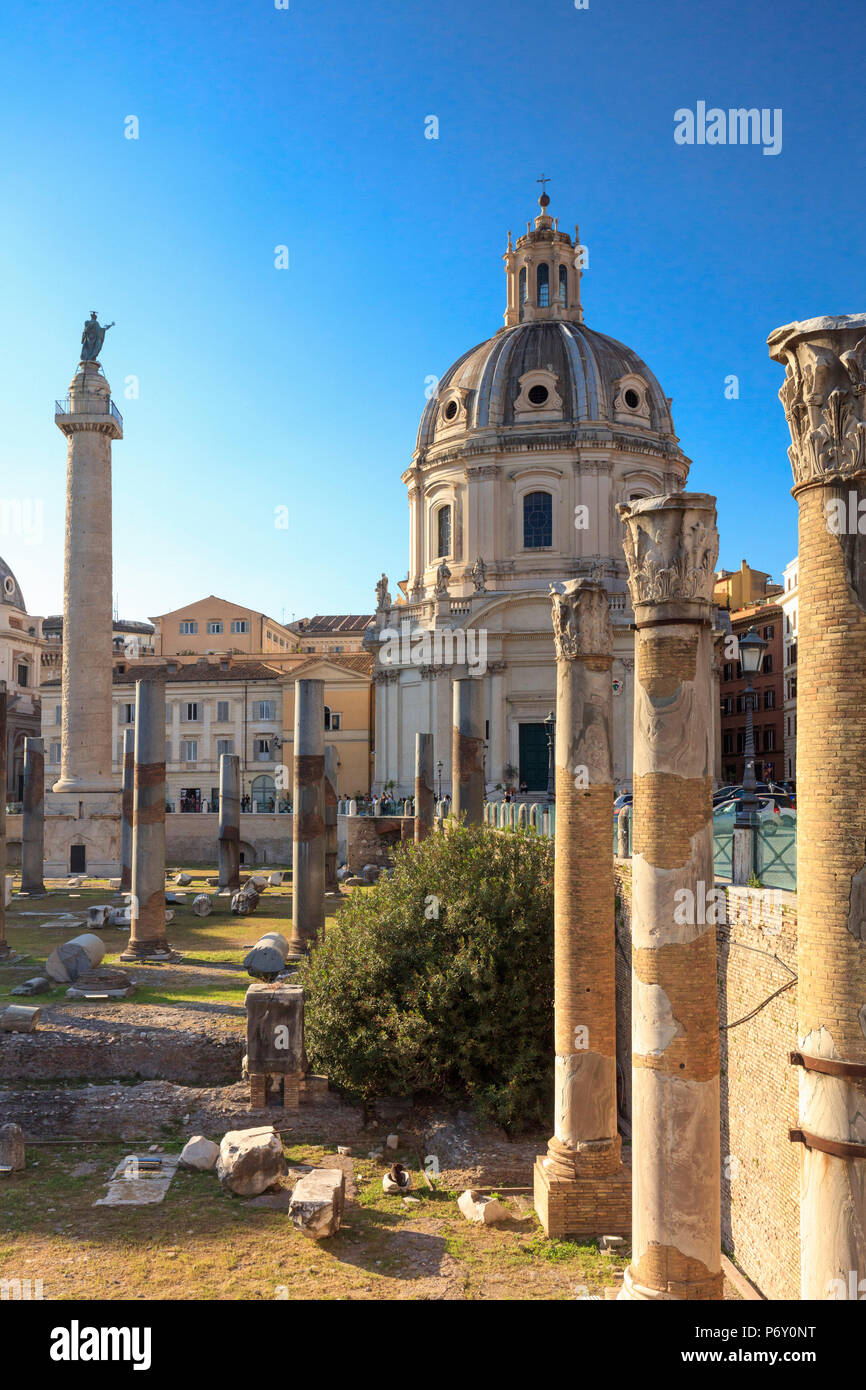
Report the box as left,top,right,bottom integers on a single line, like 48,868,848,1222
613,793,633,818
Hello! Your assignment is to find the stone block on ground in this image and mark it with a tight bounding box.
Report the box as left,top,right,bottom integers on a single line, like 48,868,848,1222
217,1125,286,1197
0,1123,25,1171
192,894,213,917
86,905,113,928
10,977,50,997
1,1005,40,1032
45,932,105,984
231,887,260,915
174,873,192,886
457,1189,509,1224
289,1168,346,1238
248,874,268,891
268,871,283,886
245,982,305,1071
108,878,121,890
244,932,290,980
108,906,132,928
66,967,136,1001
180,1135,220,1171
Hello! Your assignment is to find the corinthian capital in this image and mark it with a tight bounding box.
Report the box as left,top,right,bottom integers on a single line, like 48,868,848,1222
549,579,613,661
617,493,718,611
768,314,866,491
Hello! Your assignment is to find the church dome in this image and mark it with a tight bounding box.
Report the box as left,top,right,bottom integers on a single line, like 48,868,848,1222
0,557,25,610
415,319,675,450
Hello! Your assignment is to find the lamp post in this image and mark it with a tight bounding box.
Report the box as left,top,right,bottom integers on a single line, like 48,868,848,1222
436,759,443,801
545,709,556,802
733,626,766,883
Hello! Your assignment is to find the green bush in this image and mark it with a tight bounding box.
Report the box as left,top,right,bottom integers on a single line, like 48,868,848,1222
300,822,554,1133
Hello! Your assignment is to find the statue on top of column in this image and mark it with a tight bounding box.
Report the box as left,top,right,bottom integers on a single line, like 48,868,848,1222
80,312,114,363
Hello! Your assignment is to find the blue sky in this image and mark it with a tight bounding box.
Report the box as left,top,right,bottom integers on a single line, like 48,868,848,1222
1,0,861,623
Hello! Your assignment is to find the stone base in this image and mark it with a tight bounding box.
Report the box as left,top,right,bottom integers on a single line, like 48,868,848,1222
44,790,121,878
533,1154,632,1240
617,1264,724,1301
118,942,180,963
249,1071,301,1111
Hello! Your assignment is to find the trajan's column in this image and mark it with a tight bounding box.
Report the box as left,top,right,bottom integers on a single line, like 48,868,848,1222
769,315,866,1301
48,314,122,876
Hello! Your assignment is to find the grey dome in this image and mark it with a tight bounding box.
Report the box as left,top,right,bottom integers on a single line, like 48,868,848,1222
416,320,675,450
0,557,25,610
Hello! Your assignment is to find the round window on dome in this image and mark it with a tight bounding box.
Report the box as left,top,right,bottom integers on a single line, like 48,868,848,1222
443,399,459,421
3,576,14,596
624,388,642,410
528,384,549,406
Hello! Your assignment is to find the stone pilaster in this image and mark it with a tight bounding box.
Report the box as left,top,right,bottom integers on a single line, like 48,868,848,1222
291,679,325,953
452,678,484,825
769,314,866,1300
414,732,434,843
534,580,630,1238
21,738,45,895
218,753,240,890
617,492,723,1301
120,728,134,893
122,676,173,961
324,744,338,891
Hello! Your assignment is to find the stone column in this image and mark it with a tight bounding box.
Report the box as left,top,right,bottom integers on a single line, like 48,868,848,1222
0,684,8,960
120,728,134,893
53,361,120,793
414,732,435,843
218,753,240,890
452,678,484,824
711,630,725,789
324,744,338,891
534,581,630,1237
291,679,325,954
122,677,172,961
21,737,45,895
617,493,723,1301
769,314,866,1300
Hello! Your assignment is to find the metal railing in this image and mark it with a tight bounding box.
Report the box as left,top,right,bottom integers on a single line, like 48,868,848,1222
55,396,123,427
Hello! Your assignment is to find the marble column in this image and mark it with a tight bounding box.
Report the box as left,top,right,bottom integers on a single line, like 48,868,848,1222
21,737,45,895
769,314,866,1300
324,744,338,891
534,581,629,1237
0,684,8,960
711,630,725,789
452,678,484,824
218,753,240,890
414,732,434,843
291,679,325,953
617,493,723,1301
120,728,134,893
53,361,120,794
122,676,172,961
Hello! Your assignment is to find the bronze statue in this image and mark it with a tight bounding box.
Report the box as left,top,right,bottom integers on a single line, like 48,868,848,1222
80,312,114,363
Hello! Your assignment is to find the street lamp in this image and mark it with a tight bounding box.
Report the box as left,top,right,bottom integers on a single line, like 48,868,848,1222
544,709,556,802
436,759,443,801
734,626,767,879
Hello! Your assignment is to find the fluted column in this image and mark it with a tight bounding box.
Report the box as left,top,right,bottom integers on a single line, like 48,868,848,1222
414,732,434,842
291,679,325,953
534,581,629,1237
452,678,484,824
21,738,45,895
122,676,172,960
120,728,134,892
218,753,240,889
618,493,723,1301
769,314,866,1300
324,744,338,891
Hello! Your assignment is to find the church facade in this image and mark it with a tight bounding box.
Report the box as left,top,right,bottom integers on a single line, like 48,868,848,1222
370,194,691,797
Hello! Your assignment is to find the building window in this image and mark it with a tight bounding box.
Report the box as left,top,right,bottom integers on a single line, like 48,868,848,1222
736,730,745,753
180,739,198,762
231,620,250,634
216,738,234,756
55,705,62,724
122,703,135,724
763,625,774,639
519,266,527,304
764,688,775,709
723,663,733,682
165,740,172,762
437,505,452,558
764,728,776,751
763,653,773,673
207,620,223,634
182,702,200,722
254,737,271,762
537,262,549,307
788,643,797,665
17,663,28,687
723,732,733,755
558,264,568,305
325,707,341,731
50,741,61,763
251,774,275,811
523,491,553,549
216,700,230,722
736,693,745,714
179,620,198,635
252,700,275,720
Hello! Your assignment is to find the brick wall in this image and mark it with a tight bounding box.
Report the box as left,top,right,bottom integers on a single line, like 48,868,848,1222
345,815,413,873
615,864,800,1299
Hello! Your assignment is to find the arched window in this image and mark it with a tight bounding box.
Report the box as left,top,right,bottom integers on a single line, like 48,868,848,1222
519,267,527,305
324,705,331,731
251,774,275,812
523,491,553,549
537,263,549,307
558,264,568,305
437,505,452,557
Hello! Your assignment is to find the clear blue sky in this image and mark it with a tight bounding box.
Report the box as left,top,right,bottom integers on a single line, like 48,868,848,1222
1,0,861,623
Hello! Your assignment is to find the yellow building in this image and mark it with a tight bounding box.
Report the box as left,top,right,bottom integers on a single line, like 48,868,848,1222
151,596,297,658
288,614,372,655
713,559,782,611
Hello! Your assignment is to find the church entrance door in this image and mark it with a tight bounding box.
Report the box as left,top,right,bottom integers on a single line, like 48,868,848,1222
519,723,548,792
